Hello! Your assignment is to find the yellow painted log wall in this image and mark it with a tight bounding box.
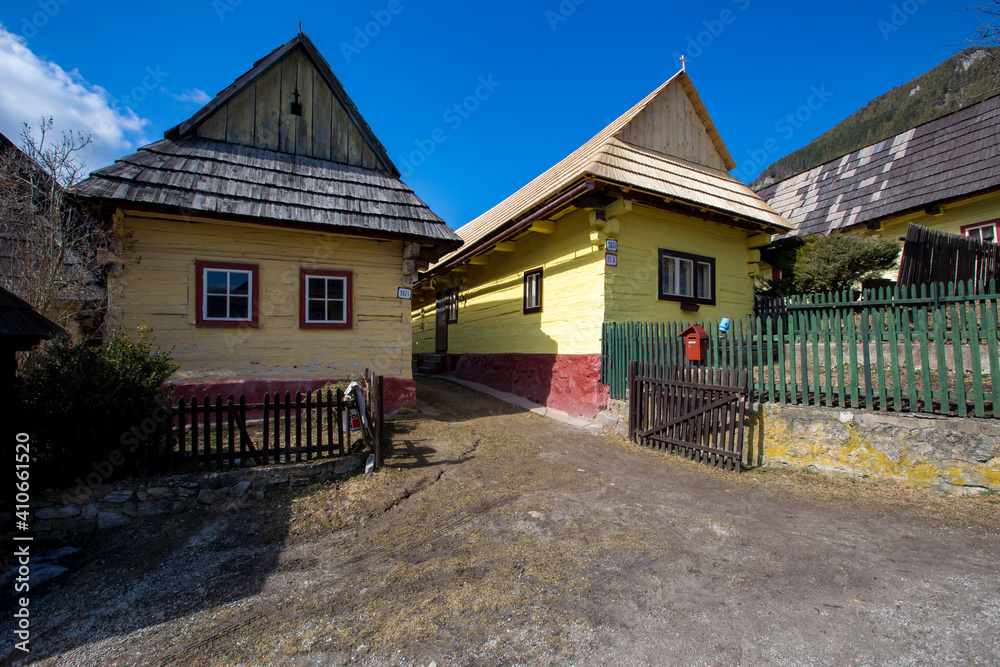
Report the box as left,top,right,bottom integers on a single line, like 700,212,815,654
869,190,1000,281
412,298,436,354
412,208,606,355
604,205,757,322
111,212,411,382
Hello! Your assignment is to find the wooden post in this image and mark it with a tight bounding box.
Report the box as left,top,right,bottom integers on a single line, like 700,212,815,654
628,360,638,442
374,375,385,469
178,398,188,474
336,388,345,455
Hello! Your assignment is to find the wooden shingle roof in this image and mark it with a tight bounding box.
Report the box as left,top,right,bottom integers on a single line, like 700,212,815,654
75,33,461,256
75,137,460,246
439,71,788,268
0,286,63,348
758,94,1000,238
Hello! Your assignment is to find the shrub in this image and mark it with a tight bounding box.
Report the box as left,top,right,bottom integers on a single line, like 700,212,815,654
18,324,177,409
17,324,178,483
792,234,901,294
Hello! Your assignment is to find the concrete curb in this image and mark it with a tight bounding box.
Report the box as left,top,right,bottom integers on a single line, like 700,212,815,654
435,376,600,431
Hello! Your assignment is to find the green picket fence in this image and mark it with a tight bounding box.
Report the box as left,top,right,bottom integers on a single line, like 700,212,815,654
601,280,1000,419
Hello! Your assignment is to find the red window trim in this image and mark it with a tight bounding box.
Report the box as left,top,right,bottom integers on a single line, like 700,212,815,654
523,267,543,314
299,269,354,330
960,219,999,238
195,260,260,328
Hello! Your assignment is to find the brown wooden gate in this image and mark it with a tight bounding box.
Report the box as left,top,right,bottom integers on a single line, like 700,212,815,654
628,361,748,472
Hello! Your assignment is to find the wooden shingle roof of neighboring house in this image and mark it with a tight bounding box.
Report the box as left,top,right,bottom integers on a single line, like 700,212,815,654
757,94,1000,239
433,70,789,272
75,33,461,259
0,286,64,349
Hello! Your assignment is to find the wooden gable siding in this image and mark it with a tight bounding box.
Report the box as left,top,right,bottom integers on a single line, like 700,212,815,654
111,212,410,382
412,208,606,356
196,48,384,170
619,80,728,171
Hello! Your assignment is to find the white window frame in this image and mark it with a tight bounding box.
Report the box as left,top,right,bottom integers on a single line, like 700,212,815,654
658,249,715,305
304,274,349,325
962,220,998,243
202,267,254,322
523,268,543,314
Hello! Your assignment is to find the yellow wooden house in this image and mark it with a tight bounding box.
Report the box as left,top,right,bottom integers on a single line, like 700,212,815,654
412,70,789,417
758,94,1000,282
76,33,461,412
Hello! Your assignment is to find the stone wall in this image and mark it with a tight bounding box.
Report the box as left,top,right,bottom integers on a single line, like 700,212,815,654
749,404,1000,493
31,454,364,535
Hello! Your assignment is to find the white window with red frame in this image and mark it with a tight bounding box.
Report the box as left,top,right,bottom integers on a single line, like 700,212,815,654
962,220,998,243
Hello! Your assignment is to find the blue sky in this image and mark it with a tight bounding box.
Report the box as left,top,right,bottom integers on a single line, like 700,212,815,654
0,0,985,227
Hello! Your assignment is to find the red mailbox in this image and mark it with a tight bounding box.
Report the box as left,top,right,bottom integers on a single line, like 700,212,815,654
679,324,709,362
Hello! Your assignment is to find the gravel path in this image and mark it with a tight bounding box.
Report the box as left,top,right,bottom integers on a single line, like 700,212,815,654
4,377,1000,666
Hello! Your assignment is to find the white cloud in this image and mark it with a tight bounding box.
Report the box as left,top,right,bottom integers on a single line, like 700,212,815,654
0,24,150,174
171,88,211,105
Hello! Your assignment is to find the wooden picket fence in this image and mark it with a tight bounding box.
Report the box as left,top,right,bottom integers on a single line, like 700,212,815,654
39,377,386,484
602,281,1000,419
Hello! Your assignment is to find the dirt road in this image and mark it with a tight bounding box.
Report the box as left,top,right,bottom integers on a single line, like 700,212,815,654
6,377,1000,666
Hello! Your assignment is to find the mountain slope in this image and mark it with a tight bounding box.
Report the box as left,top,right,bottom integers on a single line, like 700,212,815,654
750,47,1000,191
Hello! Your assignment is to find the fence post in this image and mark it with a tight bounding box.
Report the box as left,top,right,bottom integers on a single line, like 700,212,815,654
374,375,385,470
628,360,638,442
336,388,345,455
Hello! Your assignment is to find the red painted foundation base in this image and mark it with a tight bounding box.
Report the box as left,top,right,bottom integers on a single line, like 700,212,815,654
165,377,416,415
453,353,609,418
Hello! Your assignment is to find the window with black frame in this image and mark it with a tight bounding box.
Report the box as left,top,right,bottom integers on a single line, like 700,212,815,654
658,249,715,306
523,267,543,314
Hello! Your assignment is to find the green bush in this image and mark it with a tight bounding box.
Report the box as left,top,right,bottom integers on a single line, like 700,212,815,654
19,324,178,410
792,234,901,294
17,325,178,483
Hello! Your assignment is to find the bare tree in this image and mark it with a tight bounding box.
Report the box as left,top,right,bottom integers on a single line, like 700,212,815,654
0,118,113,340
964,2,1000,98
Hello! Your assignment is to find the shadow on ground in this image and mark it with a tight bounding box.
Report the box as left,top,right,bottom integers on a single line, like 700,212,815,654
0,495,293,665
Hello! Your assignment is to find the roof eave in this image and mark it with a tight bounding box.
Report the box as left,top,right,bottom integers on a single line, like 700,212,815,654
93,199,460,249
427,174,787,279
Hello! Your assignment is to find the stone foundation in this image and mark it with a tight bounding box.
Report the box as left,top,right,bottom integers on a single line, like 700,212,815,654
30,454,363,535
750,404,1000,493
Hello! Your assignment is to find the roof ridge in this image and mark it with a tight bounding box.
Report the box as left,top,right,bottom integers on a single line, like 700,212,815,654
455,70,731,241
